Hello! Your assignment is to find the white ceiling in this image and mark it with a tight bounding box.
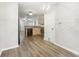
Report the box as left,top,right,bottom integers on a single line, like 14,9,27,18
18,2,57,17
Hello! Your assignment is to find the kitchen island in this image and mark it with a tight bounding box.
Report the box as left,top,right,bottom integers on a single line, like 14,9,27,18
24,26,44,37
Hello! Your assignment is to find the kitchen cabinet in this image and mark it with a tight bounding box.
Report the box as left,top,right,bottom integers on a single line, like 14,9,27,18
33,27,41,35
25,26,44,37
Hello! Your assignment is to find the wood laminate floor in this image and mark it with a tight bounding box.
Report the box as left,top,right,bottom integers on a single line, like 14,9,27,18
1,35,79,57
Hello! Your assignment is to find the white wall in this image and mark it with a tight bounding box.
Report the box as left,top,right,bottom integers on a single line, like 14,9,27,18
44,2,79,53
0,3,18,51
55,3,79,53
44,7,56,42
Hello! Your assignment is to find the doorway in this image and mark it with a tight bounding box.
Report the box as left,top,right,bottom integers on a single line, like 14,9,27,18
18,2,44,45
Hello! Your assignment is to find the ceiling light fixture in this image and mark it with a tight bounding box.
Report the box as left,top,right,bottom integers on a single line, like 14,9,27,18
29,12,32,15
29,11,33,15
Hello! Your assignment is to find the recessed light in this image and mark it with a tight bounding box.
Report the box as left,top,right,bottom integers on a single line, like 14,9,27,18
42,5,50,13
42,5,46,11
47,5,50,10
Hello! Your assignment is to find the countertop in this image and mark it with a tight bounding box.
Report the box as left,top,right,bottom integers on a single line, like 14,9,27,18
25,25,44,28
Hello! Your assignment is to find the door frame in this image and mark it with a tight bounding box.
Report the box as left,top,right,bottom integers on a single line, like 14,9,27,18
18,18,20,45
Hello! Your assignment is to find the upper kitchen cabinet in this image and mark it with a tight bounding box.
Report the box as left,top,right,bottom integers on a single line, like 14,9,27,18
38,14,44,27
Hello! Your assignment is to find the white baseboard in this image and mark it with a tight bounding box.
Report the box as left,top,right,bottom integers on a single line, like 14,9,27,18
0,45,19,56
44,39,79,56
53,42,79,55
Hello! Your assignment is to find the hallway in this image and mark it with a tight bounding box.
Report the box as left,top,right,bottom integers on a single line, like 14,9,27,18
1,35,79,57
